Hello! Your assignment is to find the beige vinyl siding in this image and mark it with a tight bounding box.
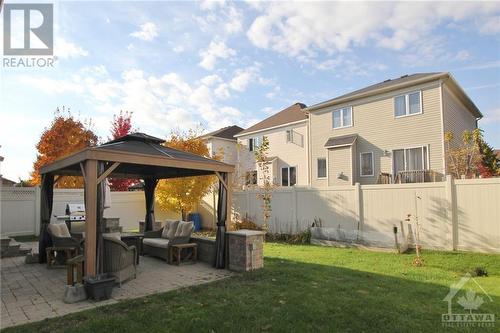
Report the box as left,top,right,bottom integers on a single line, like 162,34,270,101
442,83,478,148
328,146,352,185
310,81,443,186
237,122,309,186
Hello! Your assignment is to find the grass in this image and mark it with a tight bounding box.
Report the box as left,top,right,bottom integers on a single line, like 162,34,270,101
4,243,500,333
10,235,38,242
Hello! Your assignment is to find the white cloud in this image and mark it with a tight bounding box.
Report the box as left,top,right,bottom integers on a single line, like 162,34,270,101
19,66,251,133
247,2,500,59
130,22,159,41
455,50,471,62
55,37,88,58
478,15,500,34
173,45,185,53
198,40,236,70
215,83,230,99
480,108,500,125
200,0,225,11
230,68,255,91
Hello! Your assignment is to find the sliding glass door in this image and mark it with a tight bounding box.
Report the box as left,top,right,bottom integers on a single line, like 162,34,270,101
393,146,428,174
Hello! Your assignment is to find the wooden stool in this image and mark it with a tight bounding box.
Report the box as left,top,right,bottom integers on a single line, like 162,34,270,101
170,243,197,265
66,255,84,286
46,246,78,269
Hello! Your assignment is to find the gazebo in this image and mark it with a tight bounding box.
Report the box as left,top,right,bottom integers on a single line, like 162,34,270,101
38,133,234,277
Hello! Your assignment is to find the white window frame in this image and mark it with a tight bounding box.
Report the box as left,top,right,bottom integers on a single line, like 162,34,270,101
359,152,374,177
281,166,297,187
332,106,353,129
317,158,327,179
392,145,429,176
394,90,422,118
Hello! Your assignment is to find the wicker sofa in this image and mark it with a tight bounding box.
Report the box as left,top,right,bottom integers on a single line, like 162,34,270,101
142,220,194,263
103,235,137,285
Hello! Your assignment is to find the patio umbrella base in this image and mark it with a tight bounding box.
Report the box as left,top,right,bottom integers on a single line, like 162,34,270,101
83,274,116,301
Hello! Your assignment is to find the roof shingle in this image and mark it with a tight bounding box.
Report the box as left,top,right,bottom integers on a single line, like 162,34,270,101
237,103,307,136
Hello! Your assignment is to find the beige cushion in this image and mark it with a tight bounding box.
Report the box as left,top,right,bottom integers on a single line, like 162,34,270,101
161,220,177,239
143,238,169,248
175,221,194,238
48,223,71,238
103,232,121,241
165,220,179,239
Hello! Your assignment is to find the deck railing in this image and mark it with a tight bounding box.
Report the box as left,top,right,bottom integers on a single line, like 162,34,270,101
394,170,440,184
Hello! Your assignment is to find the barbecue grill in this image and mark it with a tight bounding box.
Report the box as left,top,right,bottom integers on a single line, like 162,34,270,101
55,203,86,232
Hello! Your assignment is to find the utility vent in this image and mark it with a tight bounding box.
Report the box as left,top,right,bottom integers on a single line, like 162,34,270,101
400,74,409,78
383,79,391,82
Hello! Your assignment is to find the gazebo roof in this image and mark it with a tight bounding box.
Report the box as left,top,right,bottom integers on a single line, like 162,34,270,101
40,132,234,179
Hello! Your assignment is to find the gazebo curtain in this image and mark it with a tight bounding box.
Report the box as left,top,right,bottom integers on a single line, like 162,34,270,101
144,178,159,232
214,172,227,269
38,173,55,263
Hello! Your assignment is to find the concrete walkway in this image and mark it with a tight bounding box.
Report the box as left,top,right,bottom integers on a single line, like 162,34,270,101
0,244,231,329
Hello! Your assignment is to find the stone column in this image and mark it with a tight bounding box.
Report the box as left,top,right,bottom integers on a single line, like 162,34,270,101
227,230,265,272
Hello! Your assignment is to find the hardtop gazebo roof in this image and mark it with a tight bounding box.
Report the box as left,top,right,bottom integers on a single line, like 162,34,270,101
40,132,234,178
38,132,233,278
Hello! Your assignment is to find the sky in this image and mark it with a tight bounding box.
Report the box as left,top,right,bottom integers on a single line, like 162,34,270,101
0,0,499,181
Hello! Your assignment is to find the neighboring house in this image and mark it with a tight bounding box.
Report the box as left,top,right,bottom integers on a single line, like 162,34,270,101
305,72,482,186
200,125,243,165
235,103,309,187
1,177,16,187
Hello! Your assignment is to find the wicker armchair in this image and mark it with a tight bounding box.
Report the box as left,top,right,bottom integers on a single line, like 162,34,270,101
103,236,137,285
143,222,193,263
47,223,84,252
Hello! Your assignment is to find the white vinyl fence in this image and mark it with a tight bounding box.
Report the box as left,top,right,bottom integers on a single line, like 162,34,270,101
233,177,500,253
0,188,180,236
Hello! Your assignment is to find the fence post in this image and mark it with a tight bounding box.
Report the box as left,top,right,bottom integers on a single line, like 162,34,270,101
445,175,457,250
34,186,41,236
292,187,297,233
354,183,363,235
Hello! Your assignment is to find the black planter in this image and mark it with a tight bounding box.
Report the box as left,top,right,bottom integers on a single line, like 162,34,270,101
83,274,116,301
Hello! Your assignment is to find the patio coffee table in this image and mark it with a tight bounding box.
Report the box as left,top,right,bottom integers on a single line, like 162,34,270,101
120,233,143,264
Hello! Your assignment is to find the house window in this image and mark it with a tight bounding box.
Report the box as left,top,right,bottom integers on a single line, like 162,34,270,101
317,158,327,178
286,130,292,143
281,166,297,186
245,171,257,185
248,137,262,152
332,107,352,129
394,91,422,117
360,152,374,177
393,146,428,175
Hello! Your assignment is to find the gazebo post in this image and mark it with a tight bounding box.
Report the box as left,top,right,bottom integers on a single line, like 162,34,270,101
226,172,233,230
84,159,98,277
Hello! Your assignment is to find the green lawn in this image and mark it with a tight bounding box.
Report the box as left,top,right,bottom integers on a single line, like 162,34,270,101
5,243,500,333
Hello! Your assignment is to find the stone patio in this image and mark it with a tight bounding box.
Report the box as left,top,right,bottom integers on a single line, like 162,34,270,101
0,242,232,329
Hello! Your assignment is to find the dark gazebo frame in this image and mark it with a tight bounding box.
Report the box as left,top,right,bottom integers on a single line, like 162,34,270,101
38,133,234,277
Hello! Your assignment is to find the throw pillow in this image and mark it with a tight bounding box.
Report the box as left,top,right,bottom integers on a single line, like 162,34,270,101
175,221,194,238
161,220,175,239
166,220,180,239
58,223,72,238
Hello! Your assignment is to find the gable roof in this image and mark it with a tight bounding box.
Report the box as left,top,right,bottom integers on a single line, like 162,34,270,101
306,72,482,118
200,125,244,141
236,103,307,137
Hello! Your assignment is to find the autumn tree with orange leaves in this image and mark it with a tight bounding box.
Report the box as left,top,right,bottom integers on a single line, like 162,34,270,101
108,111,139,191
30,108,98,188
155,129,220,220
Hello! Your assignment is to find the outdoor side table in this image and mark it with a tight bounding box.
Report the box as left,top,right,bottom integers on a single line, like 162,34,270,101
170,243,197,265
46,246,79,269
